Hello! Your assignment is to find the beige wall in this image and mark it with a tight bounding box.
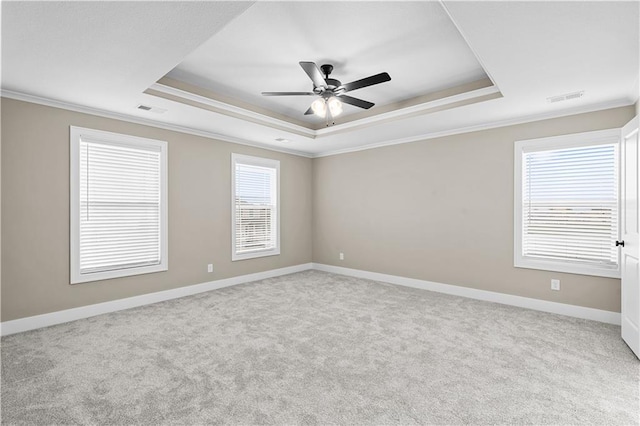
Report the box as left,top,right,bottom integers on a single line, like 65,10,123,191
313,106,636,313
1,98,313,321
1,97,635,322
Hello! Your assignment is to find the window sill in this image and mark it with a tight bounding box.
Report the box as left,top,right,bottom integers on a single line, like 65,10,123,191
70,263,168,284
514,258,620,279
232,249,280,262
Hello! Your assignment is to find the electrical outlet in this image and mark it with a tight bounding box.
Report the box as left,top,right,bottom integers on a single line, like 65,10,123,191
339,252,344,260
207,264,213,273
551,279,560,291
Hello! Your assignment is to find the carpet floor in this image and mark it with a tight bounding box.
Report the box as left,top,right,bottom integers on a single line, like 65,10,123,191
1,270,638,425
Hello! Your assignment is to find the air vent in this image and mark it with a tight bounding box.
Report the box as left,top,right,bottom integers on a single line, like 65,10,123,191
136,104,167,114
547,91,584,103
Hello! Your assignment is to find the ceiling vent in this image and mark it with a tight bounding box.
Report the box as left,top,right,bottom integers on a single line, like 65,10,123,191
136,104,167,114
547,91,584,103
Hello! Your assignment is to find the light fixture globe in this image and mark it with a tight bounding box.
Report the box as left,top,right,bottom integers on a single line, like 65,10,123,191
311,98,327,117
327,97,343,117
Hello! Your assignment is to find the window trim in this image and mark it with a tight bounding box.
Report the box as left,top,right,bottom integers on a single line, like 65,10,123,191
514,128,621,279
231,153,280,261
70,126,168,284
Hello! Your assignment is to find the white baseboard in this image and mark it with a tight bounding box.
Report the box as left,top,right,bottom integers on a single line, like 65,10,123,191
0,263,313,336
312,263,621,325
1,261,620,336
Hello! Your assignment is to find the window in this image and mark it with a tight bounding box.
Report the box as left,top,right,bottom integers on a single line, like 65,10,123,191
514,129,620,278
231,154,280,261
70,127,168,284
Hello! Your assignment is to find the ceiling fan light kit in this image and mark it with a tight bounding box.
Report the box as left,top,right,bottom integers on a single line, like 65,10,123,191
311,96,344,118
311,98,327,117
327,97,343,116
262,61,391,124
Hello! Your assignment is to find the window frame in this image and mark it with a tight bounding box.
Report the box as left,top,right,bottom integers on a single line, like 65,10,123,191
514,128,621,278
70,126,168,284
231,153,280,261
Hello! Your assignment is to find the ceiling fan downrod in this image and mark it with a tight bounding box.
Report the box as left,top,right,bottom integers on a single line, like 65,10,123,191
320,64,341,90
320,64,333,79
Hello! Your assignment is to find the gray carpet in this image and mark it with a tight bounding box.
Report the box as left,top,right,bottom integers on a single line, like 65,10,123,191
1,270,638,425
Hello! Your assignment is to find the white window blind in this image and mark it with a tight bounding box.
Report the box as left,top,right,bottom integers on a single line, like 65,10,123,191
70,127,168,283
232,154,280,261
515,129,620,278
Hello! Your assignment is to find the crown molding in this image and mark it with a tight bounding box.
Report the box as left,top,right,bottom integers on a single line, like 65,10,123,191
315,84,501,137
0,89,314,158
147,82,316,138
151,78,501,139
2,89,634,160
313,98,635,158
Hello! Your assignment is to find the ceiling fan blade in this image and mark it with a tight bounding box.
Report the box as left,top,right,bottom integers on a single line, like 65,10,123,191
299,61,327,89
338,72,391,93
337,94,374,109
262,92,315,96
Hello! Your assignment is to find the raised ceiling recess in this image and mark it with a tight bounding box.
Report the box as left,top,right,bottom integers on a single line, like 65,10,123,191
3,1,636,157
150,1,499,131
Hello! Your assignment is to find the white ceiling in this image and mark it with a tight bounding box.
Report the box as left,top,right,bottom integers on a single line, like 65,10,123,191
166,1,488,122
2,1,638,157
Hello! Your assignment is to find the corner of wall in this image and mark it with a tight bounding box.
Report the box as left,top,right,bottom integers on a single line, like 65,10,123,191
0,98,3,325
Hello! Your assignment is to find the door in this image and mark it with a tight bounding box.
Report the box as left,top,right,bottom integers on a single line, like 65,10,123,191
620,115,640,359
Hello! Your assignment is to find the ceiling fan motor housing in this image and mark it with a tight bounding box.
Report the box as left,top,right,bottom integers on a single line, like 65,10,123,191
314,80,342,96
317,64,341,93
324,78,341,89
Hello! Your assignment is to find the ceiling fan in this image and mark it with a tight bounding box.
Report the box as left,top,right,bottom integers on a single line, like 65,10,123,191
262,62,391,119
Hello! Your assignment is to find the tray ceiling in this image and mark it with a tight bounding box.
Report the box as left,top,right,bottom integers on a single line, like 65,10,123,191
1,1,638,157
164,1,490,126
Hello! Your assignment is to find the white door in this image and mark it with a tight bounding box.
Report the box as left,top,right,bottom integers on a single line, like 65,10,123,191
620,115,640,359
